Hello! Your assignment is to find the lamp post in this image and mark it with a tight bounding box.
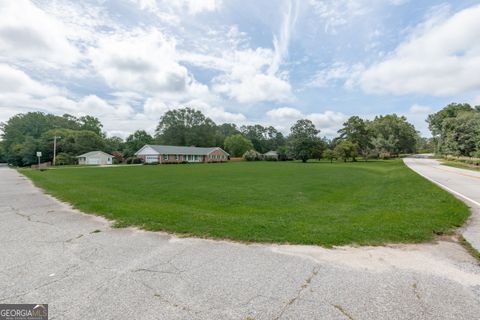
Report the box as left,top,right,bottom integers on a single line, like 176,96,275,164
53,136,61,166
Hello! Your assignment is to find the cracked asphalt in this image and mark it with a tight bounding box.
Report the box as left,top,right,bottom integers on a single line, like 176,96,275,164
1,167,480,319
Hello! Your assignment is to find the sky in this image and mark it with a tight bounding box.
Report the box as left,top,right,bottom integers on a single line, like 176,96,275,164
1,0,480,138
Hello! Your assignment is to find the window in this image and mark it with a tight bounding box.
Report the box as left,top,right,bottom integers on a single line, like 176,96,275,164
175,154,179,160
194,155,198,161
163,154,168,160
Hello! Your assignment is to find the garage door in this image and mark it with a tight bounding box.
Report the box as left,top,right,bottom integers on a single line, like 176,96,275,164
145,155,158,163
87,158,100,165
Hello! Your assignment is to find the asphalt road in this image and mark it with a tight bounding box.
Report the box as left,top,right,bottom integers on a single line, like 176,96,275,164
1,167,480,319
404,157,480,251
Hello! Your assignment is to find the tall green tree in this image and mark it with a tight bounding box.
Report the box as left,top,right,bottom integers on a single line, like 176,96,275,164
338,116,373,160
124,130,154,158
368,114,418,156
155,108,217,147
224,134,253,157
0,112,105,166
79,115,104,136
427,103,480,156
334,140,358,162
240,125,285,153
104,136,125,154
215,123,240,148
287,119,322,163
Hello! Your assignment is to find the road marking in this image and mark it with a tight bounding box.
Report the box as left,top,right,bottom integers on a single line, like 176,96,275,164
407,160,480,207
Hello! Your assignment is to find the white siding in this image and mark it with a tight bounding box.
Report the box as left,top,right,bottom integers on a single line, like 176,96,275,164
136,146,159,156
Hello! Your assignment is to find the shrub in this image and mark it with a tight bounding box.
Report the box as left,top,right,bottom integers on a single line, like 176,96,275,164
379,152,391,160
55,153,76,165
126,157,142,164
243,150,262,161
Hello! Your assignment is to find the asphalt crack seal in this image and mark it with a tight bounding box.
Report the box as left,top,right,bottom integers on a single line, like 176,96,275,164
332,304,354,320
273,266,319,320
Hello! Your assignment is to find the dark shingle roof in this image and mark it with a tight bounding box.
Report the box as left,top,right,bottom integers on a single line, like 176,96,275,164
140,145,228,156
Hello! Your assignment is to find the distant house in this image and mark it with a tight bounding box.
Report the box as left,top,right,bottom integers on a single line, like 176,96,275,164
264,150,279,160
77,151,114,165
135,145,229,164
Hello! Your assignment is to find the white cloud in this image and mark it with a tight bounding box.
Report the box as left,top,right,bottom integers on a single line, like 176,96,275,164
0,64,59,96
409,104,432,114
89,29,208,98
0,0,79,66
178,0,222,15
357,5,480,96
208,46,293,103
266,107,303,121
308,0,371,33
266,107,347,137
131,0,221,18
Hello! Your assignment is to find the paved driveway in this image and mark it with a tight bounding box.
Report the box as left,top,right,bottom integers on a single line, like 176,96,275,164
404,157,480,251
1,167,480,319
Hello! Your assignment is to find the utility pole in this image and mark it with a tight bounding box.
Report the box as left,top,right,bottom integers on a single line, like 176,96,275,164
53,136,61,166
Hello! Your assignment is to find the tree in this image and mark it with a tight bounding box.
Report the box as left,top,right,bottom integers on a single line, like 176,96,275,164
277,146,289,161
288,119,322,163
240,125,285,153
155,108,217,147
427,103,474,137
338,116,373,160
215,123,240,148
427,103,480,156
0,112,107,166
104,136,124,154
368,114,418,156
79,115,103,136
441,112,480,156
224,134,253,157
124,130,154,158
334,140,358,162
323,149,336,163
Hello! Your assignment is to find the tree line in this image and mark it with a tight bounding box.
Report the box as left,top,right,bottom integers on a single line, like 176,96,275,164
0,107,422,166
427,103,480,157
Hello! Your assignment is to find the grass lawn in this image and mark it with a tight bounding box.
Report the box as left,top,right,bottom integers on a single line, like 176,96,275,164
441,160,480,172
19,160,469,246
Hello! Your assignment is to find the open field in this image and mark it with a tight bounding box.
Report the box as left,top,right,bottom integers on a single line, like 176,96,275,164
20,160,469,246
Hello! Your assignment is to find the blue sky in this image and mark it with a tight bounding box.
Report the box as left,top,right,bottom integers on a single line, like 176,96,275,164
1,0,480,138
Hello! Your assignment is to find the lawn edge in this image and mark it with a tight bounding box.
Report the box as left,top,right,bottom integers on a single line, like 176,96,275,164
17,164,469,248
458,236,480,262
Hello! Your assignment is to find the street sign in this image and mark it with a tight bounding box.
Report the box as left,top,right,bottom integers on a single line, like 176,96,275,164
36,151,42,157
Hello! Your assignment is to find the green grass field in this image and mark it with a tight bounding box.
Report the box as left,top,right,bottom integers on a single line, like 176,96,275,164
20,160,469,246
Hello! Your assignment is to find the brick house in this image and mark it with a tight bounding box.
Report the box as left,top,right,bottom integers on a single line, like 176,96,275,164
135,145,229,164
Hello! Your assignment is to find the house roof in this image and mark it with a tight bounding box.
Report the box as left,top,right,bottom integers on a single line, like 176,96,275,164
77,151,114,158
264,150,278,156
137,145,229,156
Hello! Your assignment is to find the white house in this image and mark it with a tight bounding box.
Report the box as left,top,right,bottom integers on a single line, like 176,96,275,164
135,145,229,164
263,150,279,160
77,151,114,165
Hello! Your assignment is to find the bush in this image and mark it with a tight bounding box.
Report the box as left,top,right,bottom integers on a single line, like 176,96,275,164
55,153,76,165
379,152,391,160
243,150,262,161
125,157,142,164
